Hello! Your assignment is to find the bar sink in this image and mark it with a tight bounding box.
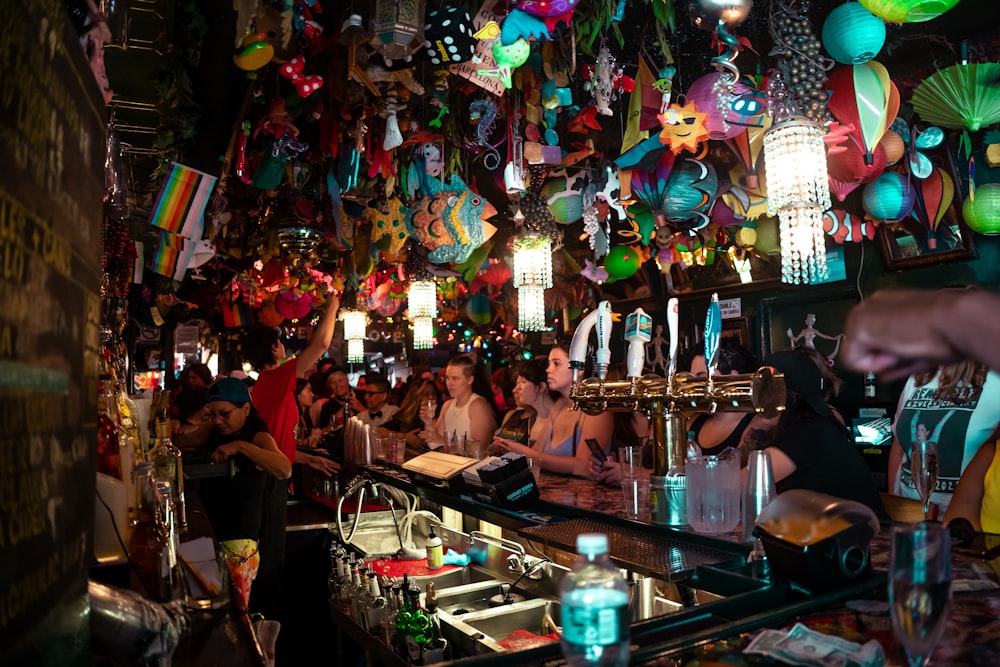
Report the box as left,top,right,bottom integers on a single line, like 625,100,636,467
410,565,495,589
437,598,561,656
434,580,514,615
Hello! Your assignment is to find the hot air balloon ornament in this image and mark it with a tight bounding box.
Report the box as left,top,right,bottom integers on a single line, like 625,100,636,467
909,167,955,250
827,61,901,165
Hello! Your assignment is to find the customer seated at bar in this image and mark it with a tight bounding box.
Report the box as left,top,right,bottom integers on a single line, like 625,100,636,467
755,349,886,517
387,377,440,457
196,378,292,607
491,357,551,453
686,342,761,457
421,353,497,452
591,410,651,486
519,344,613,477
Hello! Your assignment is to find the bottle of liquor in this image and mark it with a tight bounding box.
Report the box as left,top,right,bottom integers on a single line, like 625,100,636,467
127,462,173,601
422,582,448,665
155,480,184,600
864,371,877,401
394,584,413,660
339,560,358,616
354,566,372,629
364,571,387,636
382,582,400,648
96,376,122,479
404,585,431,665
150,419,187,532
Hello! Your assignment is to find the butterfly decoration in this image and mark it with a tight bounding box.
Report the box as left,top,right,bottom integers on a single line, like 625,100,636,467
890,117,944,180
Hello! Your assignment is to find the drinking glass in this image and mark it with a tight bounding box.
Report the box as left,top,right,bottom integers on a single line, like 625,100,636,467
911,440,939,520
421,400,437,429
889,523,952,667
685,448,740,534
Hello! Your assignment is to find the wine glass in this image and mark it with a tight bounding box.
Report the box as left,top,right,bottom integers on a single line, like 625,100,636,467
421,399,437,429
889,523,952,667
911,440,939,520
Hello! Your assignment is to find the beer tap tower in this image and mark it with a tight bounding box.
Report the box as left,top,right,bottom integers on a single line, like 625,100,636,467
568,294,786,526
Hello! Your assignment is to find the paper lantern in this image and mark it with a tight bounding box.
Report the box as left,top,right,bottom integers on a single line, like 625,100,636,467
823,3,886,64
686,72,755,140
828,140,887,184
963,184,1000,235
862,172,916,221
910,168,954,248
466,293,492,325
827,62,900,164
859,0,960,23
605,245,641,280
879,130,906,165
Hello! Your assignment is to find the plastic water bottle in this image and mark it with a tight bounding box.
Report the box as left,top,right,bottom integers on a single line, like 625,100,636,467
685,430,702,460
560,533,629,667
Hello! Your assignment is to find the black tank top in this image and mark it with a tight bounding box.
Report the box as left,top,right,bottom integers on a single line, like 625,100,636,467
690,412,755,457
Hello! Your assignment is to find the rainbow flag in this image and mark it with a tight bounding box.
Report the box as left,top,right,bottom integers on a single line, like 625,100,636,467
149,162,217,238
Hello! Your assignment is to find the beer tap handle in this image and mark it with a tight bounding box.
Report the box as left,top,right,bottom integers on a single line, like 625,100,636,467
705,293,722,382
569,308,601,384
595,301,613,381
666,298,679,384
624,308,652,379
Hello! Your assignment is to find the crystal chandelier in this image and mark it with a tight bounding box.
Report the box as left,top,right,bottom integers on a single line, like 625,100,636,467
340,309,367,364
408,278,437,350
511,230,552,332
763,119,831,285
413,317,434,350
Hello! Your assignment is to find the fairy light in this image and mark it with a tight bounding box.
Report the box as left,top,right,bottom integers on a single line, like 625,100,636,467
763,118,831,285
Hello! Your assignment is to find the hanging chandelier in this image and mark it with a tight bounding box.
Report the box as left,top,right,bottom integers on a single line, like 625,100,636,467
408,278,437,350
511,229,552,332
763,118,831,285
340,309,367,364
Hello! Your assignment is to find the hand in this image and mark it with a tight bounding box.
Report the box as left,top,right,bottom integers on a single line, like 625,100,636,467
842,289,965,381
306,453,340,476
593,458,623,486
212,442,241,463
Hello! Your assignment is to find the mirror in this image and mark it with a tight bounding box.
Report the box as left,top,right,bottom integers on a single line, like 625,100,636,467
876,136,977,271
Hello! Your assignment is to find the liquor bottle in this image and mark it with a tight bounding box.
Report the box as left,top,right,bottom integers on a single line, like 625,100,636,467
560,533,629,667
150,419,187,532
96,376,122,479
394,584,413,660
339,560,358,616
382,582,400,648
354,567,372,629
127,462,173,601
155,479,183,600
365,572,387,636
864,371,877,401
404,586,431,665
422,582,448,665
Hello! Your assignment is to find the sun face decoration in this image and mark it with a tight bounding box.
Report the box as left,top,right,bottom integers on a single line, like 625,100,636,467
657,101,710,155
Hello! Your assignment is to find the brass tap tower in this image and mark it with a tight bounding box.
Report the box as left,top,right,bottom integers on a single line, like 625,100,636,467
568,295,785,525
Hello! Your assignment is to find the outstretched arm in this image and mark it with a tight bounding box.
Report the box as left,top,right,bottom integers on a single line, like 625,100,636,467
296,291,341,376
843,289,1000,380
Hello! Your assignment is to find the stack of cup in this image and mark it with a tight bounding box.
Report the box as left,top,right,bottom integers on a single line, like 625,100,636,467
619,446,650,522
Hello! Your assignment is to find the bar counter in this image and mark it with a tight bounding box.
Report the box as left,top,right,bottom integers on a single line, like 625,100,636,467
357,462,1000,666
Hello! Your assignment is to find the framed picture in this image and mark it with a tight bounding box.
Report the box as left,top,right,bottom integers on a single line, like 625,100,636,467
721,317,750,349
760,287,859,359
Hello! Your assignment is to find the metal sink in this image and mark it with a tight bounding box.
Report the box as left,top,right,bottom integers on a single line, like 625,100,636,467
438,598,561,656
411,565,495,589
435,580,513,615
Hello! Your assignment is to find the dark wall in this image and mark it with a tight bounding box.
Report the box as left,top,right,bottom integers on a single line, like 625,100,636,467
0,3,105,664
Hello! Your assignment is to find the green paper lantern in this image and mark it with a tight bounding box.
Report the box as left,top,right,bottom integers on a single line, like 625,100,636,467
466,293,492,325
822,2,885,64
604,245,641,280
858,0,959,23
963,184,1000,235
754,217,781,255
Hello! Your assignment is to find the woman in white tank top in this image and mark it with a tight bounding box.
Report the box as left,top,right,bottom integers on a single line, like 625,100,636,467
421,354,496,451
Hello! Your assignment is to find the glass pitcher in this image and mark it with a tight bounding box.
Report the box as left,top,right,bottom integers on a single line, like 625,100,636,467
686,447,741,534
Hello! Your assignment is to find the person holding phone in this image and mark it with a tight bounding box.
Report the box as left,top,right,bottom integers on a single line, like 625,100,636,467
491,358,552,453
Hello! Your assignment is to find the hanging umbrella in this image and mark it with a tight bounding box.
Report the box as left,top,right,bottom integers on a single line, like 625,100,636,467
827,61,900,164
911,63,1000,132
828,175,863,202
909,167,955,249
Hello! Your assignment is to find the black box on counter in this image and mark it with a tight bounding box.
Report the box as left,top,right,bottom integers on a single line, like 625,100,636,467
460,453,539,509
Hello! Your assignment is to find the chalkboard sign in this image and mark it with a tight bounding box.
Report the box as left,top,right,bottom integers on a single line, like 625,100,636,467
0,2,105,663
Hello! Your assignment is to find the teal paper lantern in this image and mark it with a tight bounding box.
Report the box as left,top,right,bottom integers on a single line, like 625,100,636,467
604,245,641,280
822,2,886,64
862,172,916,221
963,184,1000,235
466,293,492,325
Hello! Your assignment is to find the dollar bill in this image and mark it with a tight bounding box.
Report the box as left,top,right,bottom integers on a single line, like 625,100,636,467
744,623,886,667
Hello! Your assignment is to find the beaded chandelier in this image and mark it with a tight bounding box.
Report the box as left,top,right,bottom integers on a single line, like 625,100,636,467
408,279,437,350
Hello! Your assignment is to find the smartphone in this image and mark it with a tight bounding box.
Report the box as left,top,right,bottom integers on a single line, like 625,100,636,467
586,438,608,463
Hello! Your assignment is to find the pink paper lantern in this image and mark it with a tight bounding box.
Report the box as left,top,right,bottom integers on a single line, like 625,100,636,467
686,72,753,141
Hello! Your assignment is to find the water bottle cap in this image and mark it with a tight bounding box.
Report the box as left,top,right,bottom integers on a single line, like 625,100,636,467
576,533,608,555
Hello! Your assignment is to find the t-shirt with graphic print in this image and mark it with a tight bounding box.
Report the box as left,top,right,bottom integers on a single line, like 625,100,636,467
892,368,1000,513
